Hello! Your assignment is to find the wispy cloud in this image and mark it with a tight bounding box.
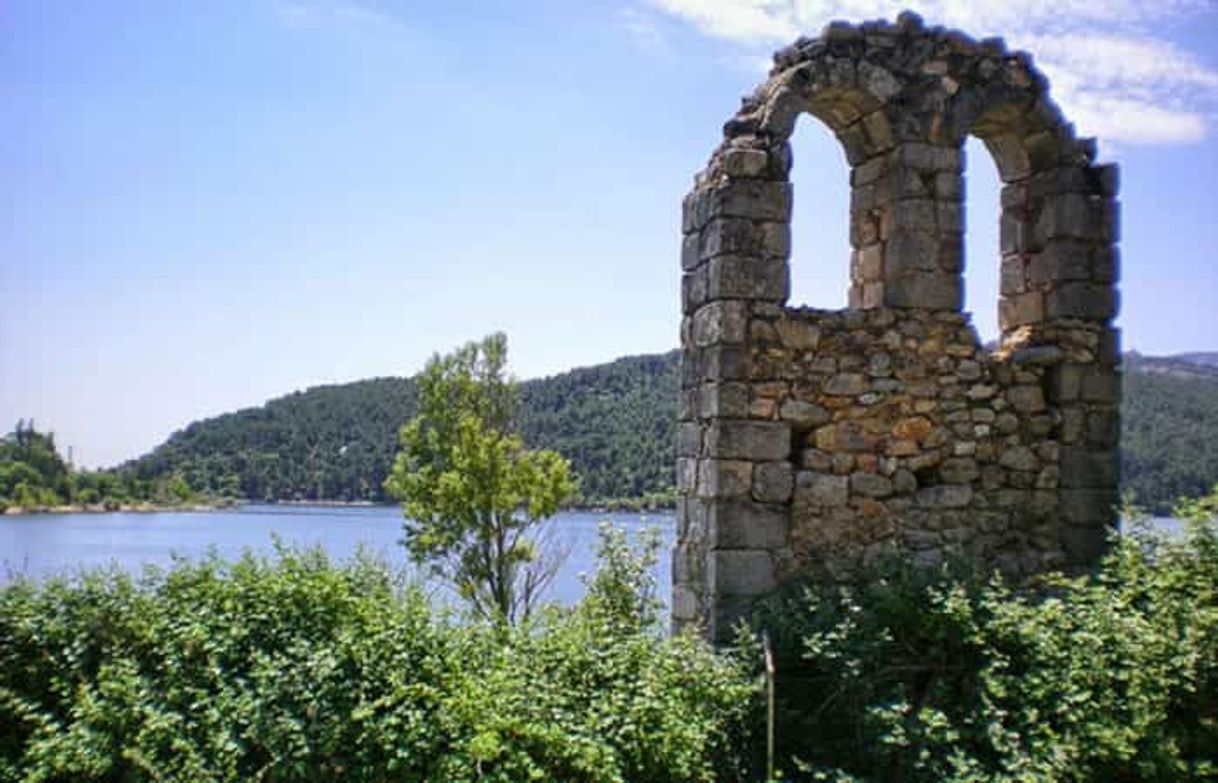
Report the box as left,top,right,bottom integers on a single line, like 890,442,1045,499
643,0,1218,145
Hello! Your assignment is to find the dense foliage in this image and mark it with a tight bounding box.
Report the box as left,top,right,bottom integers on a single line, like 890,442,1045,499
385,333,575,623
752,488,1218,782
0,422,201,512
114,350,1215,509
0,527,754,782
122,351,679,505
1122,355,1218,513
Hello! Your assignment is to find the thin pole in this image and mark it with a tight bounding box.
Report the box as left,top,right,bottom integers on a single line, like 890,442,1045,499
763,631,775,782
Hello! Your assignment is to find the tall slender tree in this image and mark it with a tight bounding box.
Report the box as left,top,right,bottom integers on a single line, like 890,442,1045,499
384,333,574,623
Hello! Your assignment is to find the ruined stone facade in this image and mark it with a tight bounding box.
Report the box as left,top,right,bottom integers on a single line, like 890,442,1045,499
674,13,1121,641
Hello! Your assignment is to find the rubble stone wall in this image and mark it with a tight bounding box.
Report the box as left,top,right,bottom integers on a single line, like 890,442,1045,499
674,13,1121,641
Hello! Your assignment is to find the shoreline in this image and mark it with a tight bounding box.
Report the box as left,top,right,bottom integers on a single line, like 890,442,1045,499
2,499,237,517
2,497,677,516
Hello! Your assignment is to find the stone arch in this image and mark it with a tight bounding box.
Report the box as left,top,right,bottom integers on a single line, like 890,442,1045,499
675,13,1120,641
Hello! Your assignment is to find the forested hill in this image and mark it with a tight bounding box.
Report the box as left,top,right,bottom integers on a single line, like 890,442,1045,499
123,351,680,506
124,349,1218,512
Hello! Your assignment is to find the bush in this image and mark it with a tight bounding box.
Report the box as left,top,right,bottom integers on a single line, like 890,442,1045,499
0,529,753,782
753,489,1218,783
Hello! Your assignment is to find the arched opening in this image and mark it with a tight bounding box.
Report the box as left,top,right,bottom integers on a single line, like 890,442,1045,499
963,136,1002,344
787,115,852,310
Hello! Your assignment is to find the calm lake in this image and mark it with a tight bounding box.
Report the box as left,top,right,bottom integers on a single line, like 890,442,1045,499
1,506,1185,608
0,504,676,607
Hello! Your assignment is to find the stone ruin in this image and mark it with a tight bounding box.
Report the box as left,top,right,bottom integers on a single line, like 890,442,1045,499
674,13,1121,641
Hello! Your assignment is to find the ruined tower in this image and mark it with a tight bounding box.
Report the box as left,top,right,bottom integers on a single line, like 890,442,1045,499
674,14,1120,641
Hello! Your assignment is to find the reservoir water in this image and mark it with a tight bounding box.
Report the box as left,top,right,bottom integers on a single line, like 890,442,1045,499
1,506,1186,608
0,504,676,607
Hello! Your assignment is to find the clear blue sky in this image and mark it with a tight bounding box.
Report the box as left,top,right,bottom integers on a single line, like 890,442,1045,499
4,0,1217,468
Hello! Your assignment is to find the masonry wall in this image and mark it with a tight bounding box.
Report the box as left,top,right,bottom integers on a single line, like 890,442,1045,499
674,13,1120,641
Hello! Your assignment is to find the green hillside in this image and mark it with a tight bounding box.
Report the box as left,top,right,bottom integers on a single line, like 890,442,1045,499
123,351,679,506
121,349,1217,512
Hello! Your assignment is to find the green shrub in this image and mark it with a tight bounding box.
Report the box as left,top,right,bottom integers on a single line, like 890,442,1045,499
753,489,1218,783
0,529,753,782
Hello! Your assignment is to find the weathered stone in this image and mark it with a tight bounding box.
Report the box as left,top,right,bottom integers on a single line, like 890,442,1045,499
709,255,789,301
699,382,750,419
1006,385,1046,413
892,415,933,440
939,457,979,484
709,500,789,549
850,471,894,498
692,301,748,346
723,148,769,178
893,468,918,495
707,420,790,461
753,462,795,503
824,373,867,396
779,399,831,426
710,549,776,596
676,422,702,457
678,18,1120,641
999,445,1039,472
676,458,697,492
698,459,754,498
796,472,849,507
917,484,973,508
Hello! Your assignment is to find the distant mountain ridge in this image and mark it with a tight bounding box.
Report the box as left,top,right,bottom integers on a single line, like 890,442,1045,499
123,349,1218,513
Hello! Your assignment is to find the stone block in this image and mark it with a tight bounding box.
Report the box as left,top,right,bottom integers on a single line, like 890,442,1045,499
692,301,748,346
682,269,708,313
706,420,790,461
939,457,979,484
699,382,750,419
1031,240,1093,283
710,549,776,596
916,484,973,508
1081,367,1119,403
775,318,821,350
1035,192,1093,242
702,345,752,380
723,148,769,178
1047,363,1084,402
701,218,790,260
681,234,701,271
709,499,789,549
795,471,849,507
1045,282,1115,321
708,255,789,301
1006,384,1046,413
676,458,697,492
999,445,1039,472
856,244,884,281
850,471,894,498
1000,254,1026,295
753,462,795,503
699,181,793,224
1060,524,1110,564
676,422,703,458
670,586,699,624
892,415,933,440
1085,409,1119,448
999,291,1045,329
779,399,831,427
1059,447,1118,489
1060,488,1118,526
885,230,939,272
697,459,753,498
1000,211,1032,254
886,272,960,310
823,373,867,396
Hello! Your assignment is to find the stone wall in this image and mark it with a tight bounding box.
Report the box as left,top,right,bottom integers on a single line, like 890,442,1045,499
674,13,1121,642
